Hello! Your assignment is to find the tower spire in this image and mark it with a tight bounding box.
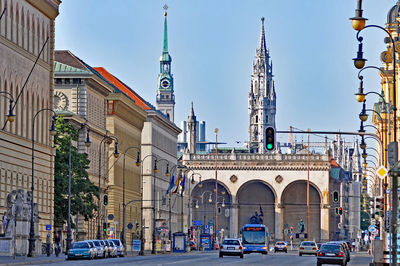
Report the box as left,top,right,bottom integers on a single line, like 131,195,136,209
259,17,266,56
163,4,168,53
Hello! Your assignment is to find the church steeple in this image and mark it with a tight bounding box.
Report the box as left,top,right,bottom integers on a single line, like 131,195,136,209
248,17,276,154
156,4,175,122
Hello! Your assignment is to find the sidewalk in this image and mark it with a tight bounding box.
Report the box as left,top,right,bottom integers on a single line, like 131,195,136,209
0,254,65,266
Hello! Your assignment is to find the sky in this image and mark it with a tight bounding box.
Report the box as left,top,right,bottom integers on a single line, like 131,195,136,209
55,0,397,149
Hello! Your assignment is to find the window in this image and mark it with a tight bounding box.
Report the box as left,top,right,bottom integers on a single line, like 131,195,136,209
64,78,70,84
55,78,62,84
73,78,81,84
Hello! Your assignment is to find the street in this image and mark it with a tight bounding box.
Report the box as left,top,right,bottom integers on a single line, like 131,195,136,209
30,251,372,266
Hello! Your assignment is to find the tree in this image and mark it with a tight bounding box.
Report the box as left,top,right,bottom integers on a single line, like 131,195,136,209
54,116,98,226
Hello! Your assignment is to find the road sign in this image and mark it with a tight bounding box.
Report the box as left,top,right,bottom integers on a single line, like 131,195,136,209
376,166,388,179
205,225,209,230
45,224,51,231
127,223,133,230
132,239,141,252
193,220,203,226
108,214,114,220
369,225,376,233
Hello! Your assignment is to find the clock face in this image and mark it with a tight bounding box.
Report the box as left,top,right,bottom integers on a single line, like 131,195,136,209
54,91,68,110
161,79,170,89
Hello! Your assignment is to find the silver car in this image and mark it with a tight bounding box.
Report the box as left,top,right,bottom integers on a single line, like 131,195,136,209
109,239,125,257
299,241,318,256
91,240,105,258
106,240,118,257
219,238,244,258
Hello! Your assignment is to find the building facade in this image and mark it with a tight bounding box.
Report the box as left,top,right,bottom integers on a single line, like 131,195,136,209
248,17,276,154
0,0,60,254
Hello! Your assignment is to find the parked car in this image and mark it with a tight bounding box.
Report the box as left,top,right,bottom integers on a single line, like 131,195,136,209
99,240,109,258
109,239,125,257
106,240,118,257
317,243,323,250
299,241,318,256
219,238,244,258
327,241,350,262
91,240,106,258
67,241,95,260
189,240,197,250
84,240,96,258
274,241,287,253
317,243,347,266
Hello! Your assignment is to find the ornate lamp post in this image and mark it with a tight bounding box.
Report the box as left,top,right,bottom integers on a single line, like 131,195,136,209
28,109,57,257
97,135,119,240
0,92,16,122
121,146,141,249
66,124,91,253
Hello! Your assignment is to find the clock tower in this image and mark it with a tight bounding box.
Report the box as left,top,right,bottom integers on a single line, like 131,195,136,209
156,5,175,122
248,17,276,154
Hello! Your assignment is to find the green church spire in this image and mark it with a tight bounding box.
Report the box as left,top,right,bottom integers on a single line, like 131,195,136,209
163,4,168,53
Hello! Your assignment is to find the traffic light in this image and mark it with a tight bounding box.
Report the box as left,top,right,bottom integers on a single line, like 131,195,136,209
265,127,275,151
338,207,343,215
375,197,384,217
103,222,107,232
290,226,293,233
335,207,339,215
103,194,108,206
333,191,339,203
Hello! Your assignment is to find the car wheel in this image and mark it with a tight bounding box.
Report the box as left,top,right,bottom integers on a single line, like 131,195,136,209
285,250,287,253
317,263,321,266
219,253,223,258
299,253,302,256
240,254,244,259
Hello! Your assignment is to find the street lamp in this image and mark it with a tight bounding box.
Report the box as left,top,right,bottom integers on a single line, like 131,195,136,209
28,109,57,257
184,171,202,249
0,91,16,122
151,158,169,254
214,128,219,249
66,123,91,253
350,0,367,31
139,154,159,255
97,135,119,240
122,146,141,249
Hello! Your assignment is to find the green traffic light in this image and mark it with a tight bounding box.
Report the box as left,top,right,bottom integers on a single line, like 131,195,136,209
267,143,273,150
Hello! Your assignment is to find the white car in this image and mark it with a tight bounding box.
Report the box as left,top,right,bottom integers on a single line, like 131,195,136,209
219,238,244,259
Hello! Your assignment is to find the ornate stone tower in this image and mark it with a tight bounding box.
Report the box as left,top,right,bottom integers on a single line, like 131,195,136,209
156,5,175,122
248,17,276,154
187,102,197,154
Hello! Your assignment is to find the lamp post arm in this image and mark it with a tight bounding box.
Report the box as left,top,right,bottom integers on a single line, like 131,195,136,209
358,66,384,80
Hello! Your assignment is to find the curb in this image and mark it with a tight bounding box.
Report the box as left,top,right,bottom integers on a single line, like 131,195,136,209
0,258,64,266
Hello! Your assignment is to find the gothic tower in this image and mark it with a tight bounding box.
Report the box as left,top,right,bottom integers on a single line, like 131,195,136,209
187,102,197,154
156,5,175,122
248,17,276,154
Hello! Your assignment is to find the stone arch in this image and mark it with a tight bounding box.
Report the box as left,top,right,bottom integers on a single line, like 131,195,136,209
191,179,231,237
236,180,275,236
281,180,321,242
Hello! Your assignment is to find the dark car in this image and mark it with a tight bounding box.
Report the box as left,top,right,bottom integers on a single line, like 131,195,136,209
317,243,347,266
327,241,350,262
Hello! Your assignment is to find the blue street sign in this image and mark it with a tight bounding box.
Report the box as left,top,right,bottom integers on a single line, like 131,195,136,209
364,230,368,234
193,220,203,226
205,225,209,230
132,239,141,252
45,224,51,231
368,225,376,233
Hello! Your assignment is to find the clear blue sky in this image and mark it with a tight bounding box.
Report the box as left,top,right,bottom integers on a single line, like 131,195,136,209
55,1,396,148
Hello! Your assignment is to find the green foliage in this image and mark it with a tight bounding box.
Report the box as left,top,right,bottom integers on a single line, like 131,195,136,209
54,116,98,226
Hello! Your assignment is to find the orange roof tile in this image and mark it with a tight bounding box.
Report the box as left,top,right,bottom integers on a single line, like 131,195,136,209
93,67,151,110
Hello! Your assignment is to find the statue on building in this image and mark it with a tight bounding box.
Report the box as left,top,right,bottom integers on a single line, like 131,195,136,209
298,218,305,233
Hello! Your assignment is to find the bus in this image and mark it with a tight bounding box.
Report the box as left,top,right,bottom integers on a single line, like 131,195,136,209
242,224,268,254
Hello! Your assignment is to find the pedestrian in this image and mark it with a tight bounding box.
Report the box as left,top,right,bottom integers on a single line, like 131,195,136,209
352,240,356,252
54,233,61,257
2,212,7,235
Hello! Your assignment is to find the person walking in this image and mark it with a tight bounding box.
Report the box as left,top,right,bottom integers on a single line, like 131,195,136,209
54,233,61,257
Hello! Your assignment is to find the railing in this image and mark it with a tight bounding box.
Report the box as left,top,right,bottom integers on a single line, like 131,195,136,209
188,153,329,162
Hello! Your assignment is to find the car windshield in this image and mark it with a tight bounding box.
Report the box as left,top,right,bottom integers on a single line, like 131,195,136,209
243,230,265,245
93,240,100,246
321,245,341,252
73,242,89,249
108,241,115,247
301,242,316,246
100,240,105,245
87,242,94,248
111,240,121,246
223,240,240,245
